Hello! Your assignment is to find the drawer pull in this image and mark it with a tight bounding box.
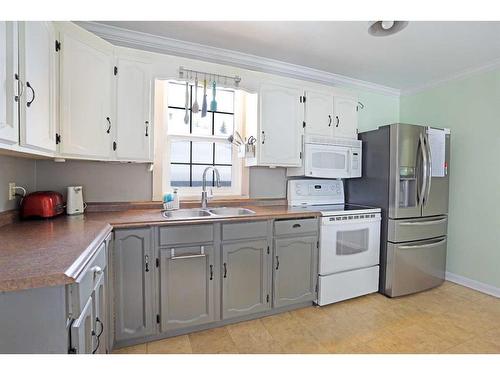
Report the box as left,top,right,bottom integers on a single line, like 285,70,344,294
292,223,301,228
399,238,447,249
90,266,103,276
399,218,447,226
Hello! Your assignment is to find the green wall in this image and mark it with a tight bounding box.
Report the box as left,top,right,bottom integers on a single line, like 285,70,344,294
400,67,500,289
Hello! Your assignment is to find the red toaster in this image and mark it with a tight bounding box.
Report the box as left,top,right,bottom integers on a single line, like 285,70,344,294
20,191,65,219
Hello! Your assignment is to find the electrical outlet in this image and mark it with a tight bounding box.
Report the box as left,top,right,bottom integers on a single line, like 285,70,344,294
8,183,16,201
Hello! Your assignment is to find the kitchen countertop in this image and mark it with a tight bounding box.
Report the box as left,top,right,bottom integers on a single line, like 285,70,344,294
0,205,320,293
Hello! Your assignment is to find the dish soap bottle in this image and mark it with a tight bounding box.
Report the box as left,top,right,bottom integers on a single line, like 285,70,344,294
172,188,180,210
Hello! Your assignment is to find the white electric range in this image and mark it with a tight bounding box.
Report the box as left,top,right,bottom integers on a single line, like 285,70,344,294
288,179,381,305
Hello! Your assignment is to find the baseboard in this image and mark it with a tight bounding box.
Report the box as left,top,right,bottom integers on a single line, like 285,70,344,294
445,272,500,298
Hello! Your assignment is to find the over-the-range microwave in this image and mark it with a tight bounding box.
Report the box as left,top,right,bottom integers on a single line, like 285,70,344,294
287,135,362,179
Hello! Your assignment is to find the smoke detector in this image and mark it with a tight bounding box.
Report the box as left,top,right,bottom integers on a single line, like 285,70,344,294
368,21,408,36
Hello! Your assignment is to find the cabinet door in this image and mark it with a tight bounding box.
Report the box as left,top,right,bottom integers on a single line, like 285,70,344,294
274,236,318,308
70,296,94,354
58,23,114,159
333,96,358,139
304,90,334,137
0,21,18,145
160,245,216,332
91,273,107,354
18,21,56,152
113,228,155,342
259,83,302,167
115,57,152,161
222,240,271,319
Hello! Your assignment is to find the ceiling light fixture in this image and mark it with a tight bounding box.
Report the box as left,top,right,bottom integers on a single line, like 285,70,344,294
368,21,408,37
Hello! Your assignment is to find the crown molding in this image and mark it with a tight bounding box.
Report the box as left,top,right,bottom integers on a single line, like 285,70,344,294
401,57,500,96
76,21,401,96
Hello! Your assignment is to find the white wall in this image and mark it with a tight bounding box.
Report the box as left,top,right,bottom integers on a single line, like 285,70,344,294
0,155,36,212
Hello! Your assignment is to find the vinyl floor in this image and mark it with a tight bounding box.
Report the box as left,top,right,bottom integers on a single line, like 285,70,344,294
113,281,500,354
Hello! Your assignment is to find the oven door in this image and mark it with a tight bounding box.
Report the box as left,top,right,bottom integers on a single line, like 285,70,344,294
319,215,381,275
304,143,350,178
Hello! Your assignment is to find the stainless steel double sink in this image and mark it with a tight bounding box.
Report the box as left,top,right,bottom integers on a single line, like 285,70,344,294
161,207,256,220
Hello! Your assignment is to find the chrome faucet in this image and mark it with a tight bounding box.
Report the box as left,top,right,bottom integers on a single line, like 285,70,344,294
201,166,221,208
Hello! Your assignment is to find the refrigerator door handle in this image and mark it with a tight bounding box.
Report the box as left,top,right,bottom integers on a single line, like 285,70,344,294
423,133,432,206
417,133,428,207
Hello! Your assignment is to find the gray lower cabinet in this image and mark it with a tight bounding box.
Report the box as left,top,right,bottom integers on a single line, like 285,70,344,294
159,244,216,331
273,236,318,308
91,273,106,353
113,228,155,343
222,240,271,319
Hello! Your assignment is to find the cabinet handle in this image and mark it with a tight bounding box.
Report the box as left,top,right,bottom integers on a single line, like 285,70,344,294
292,223,301,228
90,265,103,276
92,317,104,354
328,115,332,127
14,73,24,102
145,254,150,272
26,81,35,107
106,117,111,134
276,256,280,270
335,115,340,127
145,121,149,137
209,265,213,280
223,262,227,278
261,131,266,145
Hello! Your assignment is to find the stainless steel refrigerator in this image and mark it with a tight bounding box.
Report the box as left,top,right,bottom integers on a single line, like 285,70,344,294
347,123,450,297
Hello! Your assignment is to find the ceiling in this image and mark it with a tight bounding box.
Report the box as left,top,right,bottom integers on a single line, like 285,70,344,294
93,21,500,91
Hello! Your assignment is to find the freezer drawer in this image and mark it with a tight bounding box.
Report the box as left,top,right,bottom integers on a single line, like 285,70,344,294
385,236,447,297
388,215,447,242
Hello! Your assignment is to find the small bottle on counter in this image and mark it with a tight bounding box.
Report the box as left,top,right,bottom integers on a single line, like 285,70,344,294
172,188,180,209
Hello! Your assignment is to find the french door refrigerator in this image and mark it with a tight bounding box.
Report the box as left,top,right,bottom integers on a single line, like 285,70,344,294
347,123,450,297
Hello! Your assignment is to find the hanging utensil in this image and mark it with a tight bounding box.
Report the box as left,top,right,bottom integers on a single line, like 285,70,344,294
183,81,189,124
192,75,199,113
201,78,208,117
210,80,217,112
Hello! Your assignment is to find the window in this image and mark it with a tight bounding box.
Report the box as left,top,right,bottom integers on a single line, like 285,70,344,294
159,80,245,198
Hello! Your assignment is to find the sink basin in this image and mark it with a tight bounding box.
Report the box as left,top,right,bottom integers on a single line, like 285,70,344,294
207,207,256,216
161,208,213,220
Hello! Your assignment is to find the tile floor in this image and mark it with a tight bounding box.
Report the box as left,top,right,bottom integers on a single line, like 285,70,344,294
113,282,500,354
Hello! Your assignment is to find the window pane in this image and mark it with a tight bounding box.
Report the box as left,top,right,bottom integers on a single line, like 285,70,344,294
170,164,190,187
215,143,232,164
192,141,213,164
216,166,232,187
167,107,189,135
167,82,189,108
192,111,212,136
214,113,234,136
215,89,234,113
170,140,190,163
192,165,211,187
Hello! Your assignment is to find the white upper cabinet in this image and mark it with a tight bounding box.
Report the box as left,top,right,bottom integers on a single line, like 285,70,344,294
257,83,303,167
114,56,152,161
304,89,334,137
58,22,114,159
332,96,358,139
18,22,57,152
303,91,358,140
0,21,18,145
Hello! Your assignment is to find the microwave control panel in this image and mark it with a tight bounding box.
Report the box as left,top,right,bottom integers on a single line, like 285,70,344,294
288,179,344,206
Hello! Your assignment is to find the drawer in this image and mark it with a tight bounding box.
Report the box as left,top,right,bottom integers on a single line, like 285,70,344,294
222,221,267,241
69,241,107,316
159,224,213,246
388,215,448,242
274,218,318,236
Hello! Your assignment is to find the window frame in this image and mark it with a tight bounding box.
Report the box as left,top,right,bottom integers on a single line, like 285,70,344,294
161,80,245,199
